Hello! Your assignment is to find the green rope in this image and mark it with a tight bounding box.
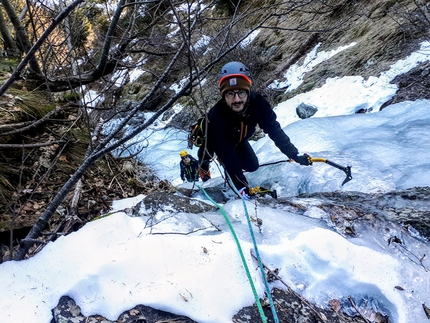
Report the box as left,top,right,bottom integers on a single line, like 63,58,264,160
195,183,268,323
225,173,280,323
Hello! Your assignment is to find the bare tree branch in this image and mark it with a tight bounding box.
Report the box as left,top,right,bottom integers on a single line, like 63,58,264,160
0,140,66,149
0,104,75,136
0,0,85,97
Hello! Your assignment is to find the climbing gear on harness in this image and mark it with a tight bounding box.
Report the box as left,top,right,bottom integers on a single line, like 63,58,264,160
187,116,206,149
307,156,352,186
249,186,277,198
199,168,211,182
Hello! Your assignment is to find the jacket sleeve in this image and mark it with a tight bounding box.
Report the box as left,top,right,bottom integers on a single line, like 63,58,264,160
191,160,200,179
179,162,185,180
257,95,299,159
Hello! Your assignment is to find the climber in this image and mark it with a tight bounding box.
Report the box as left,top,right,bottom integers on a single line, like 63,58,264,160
179,150,200,183
197,61,310,199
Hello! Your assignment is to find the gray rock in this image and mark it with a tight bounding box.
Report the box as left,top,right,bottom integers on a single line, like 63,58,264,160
51,295,197,322
139,190,216,215
296,103,318,119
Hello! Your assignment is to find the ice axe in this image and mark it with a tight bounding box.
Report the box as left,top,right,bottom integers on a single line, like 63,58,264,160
306,155,352,186
258,156,353,186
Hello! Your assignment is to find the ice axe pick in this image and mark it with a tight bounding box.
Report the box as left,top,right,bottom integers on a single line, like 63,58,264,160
307,155,352,186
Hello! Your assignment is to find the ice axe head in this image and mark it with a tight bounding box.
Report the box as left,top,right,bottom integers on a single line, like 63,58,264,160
342,165,352,186
308,156,352,186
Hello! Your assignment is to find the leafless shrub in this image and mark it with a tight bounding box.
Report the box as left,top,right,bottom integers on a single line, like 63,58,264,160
387,0,430,41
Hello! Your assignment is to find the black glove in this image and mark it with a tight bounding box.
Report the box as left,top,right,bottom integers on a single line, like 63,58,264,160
293,154,310,166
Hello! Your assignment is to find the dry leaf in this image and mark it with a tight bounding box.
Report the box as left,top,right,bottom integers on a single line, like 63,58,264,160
329,299,341,312
23,202,33,211
423,303,430,319
388,236,402,245
129,309,139,315
394,286,404,291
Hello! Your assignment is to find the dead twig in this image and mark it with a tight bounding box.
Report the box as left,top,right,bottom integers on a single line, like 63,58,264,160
0,104,77,136
392,242,429,272
0,140,66,149
347,296,371,323
70,119,104,215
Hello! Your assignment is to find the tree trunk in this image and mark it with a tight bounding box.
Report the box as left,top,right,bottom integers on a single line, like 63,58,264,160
0,6,19,57
0,0,41,75
59,0,77,75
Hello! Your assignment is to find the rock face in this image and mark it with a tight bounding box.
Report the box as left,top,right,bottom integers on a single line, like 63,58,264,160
138,190,217,215
233,288,373,323
380,61,430,109
298,186,430,239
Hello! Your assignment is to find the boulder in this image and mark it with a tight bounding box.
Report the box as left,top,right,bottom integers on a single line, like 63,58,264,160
296,103,318,119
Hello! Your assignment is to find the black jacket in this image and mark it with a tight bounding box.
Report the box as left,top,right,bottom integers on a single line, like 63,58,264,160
207,91,299,188
180,155,199,182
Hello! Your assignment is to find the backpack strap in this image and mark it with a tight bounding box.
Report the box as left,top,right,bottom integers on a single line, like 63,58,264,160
187,116,207,149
